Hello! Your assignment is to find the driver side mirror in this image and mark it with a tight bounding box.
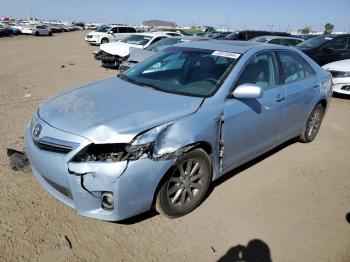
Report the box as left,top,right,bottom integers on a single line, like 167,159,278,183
232,84,263,99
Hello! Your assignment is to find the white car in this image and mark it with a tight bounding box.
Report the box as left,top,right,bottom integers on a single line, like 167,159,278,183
322,59,350,95
22,25,52,36
85,25,137,45
94,32,171,67
0,21,24,33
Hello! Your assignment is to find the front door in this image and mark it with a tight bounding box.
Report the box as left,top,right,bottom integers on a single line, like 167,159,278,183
223,51,286,170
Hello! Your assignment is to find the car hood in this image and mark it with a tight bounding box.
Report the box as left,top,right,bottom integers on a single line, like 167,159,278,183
100,42,143,57
322,59,350,72
127,48,155,63
38,77,203,143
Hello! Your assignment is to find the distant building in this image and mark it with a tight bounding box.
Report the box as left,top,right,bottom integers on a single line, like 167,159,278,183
143,20,176,27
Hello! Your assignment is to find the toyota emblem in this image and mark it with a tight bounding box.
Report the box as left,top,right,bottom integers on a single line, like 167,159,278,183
33,124,42,137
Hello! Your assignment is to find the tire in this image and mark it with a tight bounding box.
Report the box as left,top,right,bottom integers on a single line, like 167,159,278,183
155,148,212,218
35,31,39,36
101,38,109,44
49,31,52,36
299,103,325,143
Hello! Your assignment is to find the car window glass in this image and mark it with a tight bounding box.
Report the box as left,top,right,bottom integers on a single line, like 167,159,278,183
269,39,282,45
126,27,136,33
123,47,238,97
324,38,347,50
278,51,315,84
236,52,277,90
118,27,128,33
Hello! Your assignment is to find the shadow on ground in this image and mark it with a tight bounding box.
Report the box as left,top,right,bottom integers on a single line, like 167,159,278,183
218,239,272,262
333,93,349,100
209,138,297,195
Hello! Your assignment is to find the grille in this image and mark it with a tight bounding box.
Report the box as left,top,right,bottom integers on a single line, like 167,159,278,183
86,35,93,38
34,137,79,154
329,70,340,78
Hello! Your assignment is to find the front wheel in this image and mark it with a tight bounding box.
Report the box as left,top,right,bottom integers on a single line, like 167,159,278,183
155,148,212,218
299,103,325,143
35,31,39,36
101,38,109,44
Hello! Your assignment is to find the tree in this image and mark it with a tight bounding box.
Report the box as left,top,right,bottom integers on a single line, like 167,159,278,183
324,23,334,34
298,26,311,35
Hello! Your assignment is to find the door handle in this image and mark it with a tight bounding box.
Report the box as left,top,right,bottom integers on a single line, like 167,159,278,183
275,95,285,103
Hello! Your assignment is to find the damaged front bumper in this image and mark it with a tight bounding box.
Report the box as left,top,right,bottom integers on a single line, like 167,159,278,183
24,117,175,221
94,51,124,68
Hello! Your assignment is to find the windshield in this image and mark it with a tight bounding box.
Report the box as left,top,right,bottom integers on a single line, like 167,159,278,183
120,47,240,97
224,32,239,40
297,35,333,48
96,26,110,33
121,34,153,46
145,38,182,52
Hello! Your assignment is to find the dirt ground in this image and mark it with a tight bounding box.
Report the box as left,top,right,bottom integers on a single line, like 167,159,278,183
0,31,349,262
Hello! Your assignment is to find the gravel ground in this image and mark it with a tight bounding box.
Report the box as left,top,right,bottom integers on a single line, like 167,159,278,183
0,31,349,262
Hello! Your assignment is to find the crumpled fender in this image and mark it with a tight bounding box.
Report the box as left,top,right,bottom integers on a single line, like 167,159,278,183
149,104,224,180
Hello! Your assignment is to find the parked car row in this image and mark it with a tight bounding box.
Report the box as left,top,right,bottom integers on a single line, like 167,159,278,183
0,20,82,38
85,25,349,96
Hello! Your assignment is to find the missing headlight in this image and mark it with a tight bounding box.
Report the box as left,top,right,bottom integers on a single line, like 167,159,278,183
72,143,151,162
73,144,130,162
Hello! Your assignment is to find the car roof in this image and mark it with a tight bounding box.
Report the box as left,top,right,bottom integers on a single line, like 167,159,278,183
257,35,303,41
137,32,172,37
321,34,350,38
175,40,291,54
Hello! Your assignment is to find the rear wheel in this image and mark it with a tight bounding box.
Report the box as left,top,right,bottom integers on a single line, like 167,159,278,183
35,31,39,36
299,103,325,143
155,148,212,218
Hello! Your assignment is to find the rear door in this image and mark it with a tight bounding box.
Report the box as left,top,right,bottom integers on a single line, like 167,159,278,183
276,50,320,140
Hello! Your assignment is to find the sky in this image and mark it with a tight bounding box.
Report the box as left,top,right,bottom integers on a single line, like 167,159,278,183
1,0,349,32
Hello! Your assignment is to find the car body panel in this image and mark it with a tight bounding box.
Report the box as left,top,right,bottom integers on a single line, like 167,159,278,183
323,59,350,95
38,77,204,143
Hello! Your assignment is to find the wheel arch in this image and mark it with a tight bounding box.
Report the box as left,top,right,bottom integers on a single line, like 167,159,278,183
151,141,213,210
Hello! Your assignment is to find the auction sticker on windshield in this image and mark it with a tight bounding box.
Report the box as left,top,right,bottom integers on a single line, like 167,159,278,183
212,51,241,59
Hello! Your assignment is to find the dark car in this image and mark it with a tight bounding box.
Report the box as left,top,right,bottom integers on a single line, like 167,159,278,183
0,24,13,37
221,30,290,41
296,34,350,65
210,32,232,39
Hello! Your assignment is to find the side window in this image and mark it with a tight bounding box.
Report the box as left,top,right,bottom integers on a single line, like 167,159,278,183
324,38,347,50
278,51,315,84
126,27,136,33
269,39,282,45
118,27,128,33
111,27,118,33
236,52,278,90
150,37,166,45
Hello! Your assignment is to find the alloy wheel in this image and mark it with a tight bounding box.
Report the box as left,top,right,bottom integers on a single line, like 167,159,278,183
167,159,204,207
